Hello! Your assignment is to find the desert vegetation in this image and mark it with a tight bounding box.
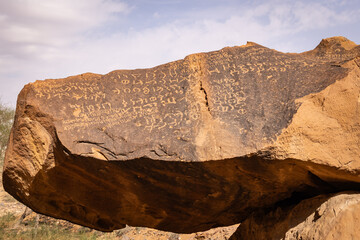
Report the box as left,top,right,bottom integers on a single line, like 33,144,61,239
0,102,14,168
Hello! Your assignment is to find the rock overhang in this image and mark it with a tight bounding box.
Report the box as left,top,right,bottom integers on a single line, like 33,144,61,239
3,36,360,233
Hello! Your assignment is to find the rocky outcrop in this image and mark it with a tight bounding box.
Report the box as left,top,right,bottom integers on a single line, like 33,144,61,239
3,37,360,236
284,193,360,240
230,192,360,240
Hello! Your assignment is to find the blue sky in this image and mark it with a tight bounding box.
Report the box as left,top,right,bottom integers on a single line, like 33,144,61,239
1,0,360,107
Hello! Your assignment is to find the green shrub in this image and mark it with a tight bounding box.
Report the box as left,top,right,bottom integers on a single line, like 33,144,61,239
0,101,14,167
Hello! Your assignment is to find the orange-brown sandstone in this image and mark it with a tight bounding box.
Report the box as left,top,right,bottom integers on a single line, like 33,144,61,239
3,37,360,238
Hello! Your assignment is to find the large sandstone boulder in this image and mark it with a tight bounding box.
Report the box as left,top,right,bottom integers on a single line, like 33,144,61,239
3,37,360,235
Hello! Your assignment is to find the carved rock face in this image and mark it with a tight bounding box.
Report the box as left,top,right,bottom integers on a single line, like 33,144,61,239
3,37,360,234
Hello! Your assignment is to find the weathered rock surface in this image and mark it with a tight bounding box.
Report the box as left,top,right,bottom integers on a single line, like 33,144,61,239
284,193,360,240
230,192,360,240
3,36,360,236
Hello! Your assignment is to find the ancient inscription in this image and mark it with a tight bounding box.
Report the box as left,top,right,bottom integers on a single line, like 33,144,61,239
29,40,353,149
35,81,106,101
33,62,196,133
313,52,359,61
203,46,323,119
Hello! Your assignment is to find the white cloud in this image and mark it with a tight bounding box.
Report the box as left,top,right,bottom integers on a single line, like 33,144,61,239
0,0,129,59
88,0,358,66
0,0,359,107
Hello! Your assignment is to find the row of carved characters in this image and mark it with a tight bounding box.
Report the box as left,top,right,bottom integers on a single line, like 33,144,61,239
112,84,185,96
138,111,186,132
63,104,157,130
35,84,186,103
108,62,189,85
68,94,179,118
205,47,320,75
64,101,200,132
34,81,105,101
204,59,318,78
34,79,187,104
313,52,359,60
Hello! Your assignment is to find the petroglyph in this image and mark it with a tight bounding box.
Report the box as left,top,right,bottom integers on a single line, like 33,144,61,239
198,46,334,123
32,63,192,133
30,40,356,143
